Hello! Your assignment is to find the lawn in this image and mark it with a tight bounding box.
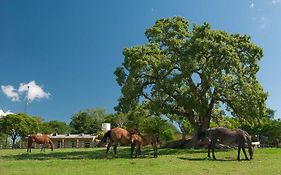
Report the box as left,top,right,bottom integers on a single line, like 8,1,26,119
0,147,280,175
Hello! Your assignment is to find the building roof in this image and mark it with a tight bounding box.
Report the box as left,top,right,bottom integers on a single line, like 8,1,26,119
49,134,96,139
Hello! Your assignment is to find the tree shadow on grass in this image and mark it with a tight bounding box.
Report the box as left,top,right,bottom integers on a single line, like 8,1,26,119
2,147,236,161
1,148,135,161
178,156,237,162
158,148,207,156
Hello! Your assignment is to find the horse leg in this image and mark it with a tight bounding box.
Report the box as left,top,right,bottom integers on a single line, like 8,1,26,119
130,142,135,158
237,145,241,161
42,144,45,152
154,146,158,158
106,141,112,156
211,140,216,160
136,145,142,158
113,145,117,157
153,143,158,158
111,140,119,157
40,144,46,152
138,145,143,157
207,143,211,159
242,146,249,160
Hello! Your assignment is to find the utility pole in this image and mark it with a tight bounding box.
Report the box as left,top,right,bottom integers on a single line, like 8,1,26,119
24,86,29,114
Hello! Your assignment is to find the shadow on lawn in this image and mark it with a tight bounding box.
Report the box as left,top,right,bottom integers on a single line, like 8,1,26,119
178,156,238,162
2,148,132,160
2,147,191,160
2,147,224,161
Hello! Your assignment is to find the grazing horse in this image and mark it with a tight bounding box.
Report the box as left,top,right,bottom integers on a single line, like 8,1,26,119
131,133,159,158
27,135,54,152
205,127,253,161
99,127,138,157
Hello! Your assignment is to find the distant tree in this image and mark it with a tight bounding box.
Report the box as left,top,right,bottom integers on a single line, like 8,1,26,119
104,113,128,128
69,108,108,134
42,120,70,134
125,105,176,141
140,115,177,141
210,116,240,129
125,105,150,130
0,133,8,148
115,17,267,144
171,114,193,141
0,113,39,149
260,119,281,146
265,108,275,120
70,112,94,134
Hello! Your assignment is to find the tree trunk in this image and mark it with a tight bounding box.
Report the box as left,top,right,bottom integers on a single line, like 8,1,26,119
5,135,8,148
11,134,16,149
179,125,187,141
189,120,210,148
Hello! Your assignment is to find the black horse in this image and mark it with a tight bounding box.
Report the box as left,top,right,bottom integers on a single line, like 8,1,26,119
204,127,254,161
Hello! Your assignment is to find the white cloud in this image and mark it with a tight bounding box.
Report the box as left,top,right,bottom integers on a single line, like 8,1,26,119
0,109,14,117
1,85,20,102
272,0,281,5
259,16,267,29
1,81,50,103
250,2,255,8
18,81,50,102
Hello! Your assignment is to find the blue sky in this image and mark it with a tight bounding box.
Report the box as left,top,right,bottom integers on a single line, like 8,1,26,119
1,0,281,123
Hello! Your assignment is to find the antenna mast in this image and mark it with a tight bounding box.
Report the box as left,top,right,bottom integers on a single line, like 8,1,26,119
24,86,29,114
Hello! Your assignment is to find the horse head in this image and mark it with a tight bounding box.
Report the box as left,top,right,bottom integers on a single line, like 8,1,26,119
128,128,140,135
131,133,142,144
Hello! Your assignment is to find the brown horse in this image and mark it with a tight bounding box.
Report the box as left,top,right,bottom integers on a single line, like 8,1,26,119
131,133,159,158
27,135,54,152
205,127,253,161
99,127,138,157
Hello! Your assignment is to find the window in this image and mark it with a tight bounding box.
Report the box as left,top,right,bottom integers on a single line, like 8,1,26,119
84,142,90,148
57,141,62,148
71,141,76,148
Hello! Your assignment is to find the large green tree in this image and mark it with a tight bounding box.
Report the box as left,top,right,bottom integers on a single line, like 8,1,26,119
41,120,70,134
0,113,39,148
114,17,267,143
69,108,108,134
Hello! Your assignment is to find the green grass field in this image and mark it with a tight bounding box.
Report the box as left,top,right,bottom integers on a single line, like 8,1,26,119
1,147,281,175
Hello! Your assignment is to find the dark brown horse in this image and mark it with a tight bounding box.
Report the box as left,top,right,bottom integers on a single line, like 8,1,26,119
27,135,54,152
131,133,159,158
205,127,253,161
99,127,138,157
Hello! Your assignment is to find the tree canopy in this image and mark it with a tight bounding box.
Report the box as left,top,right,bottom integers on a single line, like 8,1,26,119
0,113,40,148
41,120,70,134
114,17,268,140
69,108,108,134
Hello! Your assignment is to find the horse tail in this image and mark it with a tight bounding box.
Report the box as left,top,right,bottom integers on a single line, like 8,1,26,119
49,139,55,151
100,130,112,143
